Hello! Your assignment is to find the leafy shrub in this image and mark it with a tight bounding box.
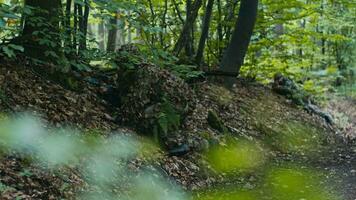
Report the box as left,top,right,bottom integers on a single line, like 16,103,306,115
153,99,181,143
116,45,203,81
0,43,23,58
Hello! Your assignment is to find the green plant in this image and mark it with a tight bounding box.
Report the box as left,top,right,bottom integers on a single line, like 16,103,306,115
140,46,204,80
165,64,204,81
0,182,14,193
153,99,181,143
0,44,23,58
19,169,33,177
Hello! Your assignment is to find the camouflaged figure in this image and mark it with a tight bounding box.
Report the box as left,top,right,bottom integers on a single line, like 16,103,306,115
273,73,333,124
272,73,309,106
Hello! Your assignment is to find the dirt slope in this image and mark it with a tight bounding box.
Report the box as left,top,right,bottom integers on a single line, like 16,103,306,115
0,63,354,199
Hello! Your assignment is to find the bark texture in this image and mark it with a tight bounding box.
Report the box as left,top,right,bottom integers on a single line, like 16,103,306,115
219,0,259,87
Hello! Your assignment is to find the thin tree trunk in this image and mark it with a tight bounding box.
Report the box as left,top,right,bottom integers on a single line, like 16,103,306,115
173,0,203,57
73,4,79,51
79,0,90,52
320,0,326,56
147,0,156,46
321,37,326,55
74,3,83,54
98,22,105,50
107,12,118,52
195,0,214,65
160,0,168,47
219,0,259,87
299,19,306,56
224,0,239,42
216,0,223,58
184,0,194,57
172,0,185,24
65,0,72,48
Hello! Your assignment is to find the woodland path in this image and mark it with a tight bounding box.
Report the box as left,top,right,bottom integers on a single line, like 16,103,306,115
322,147,356,200
279,145,356,200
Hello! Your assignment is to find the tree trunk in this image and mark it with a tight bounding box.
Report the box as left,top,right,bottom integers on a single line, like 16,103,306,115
184,0,194,57
73,3,82,54
107,12,118,52
79,0,90,52
64,0,72,49
173,0,203,57
298,19,306,57
195,0,214,65
219,0,259,87
172,0,184,24
224,0,239,42
216,0,223,58
98,22,105,50
147,0,156,46
22,0,62,61
160,0,168,47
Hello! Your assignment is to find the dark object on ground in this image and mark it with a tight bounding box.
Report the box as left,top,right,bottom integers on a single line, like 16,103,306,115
168,144,190,157
99,85,120,107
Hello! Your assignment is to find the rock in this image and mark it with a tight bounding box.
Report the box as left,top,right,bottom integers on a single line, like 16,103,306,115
168,144,190,157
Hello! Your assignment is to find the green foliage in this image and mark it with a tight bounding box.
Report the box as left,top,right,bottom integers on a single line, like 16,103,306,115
0,43,23,58
0,89,6,100
114,46,145,70
1,0,354,97
239,0,356,97
0,182,15,194
165,63,204,80
143,47,204,80
153,99,181,142
114,45,203,80
0,1,21,40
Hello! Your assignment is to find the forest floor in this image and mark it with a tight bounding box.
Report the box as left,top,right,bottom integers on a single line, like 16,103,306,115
0,61,355,200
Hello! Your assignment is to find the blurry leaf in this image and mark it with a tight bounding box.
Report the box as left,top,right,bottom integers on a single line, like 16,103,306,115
206,140,266,174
